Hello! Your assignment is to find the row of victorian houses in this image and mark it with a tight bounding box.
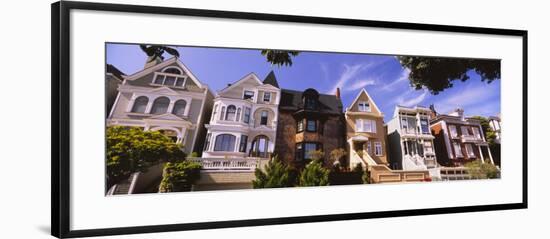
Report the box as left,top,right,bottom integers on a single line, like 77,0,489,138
106,57,501,190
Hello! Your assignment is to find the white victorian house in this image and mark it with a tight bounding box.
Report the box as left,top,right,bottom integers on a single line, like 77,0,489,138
201,71,281,160
386,106,439,178
107,57,214,154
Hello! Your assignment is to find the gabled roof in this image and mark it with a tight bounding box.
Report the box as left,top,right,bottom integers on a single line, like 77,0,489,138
347,88,382,114
123,57,204,89
279,88,343,114
262,71,279,88
218,72,263,94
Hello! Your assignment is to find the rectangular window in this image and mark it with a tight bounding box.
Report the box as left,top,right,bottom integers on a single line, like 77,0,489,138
244,107,251,123
219,106,226,121
306,119,317,132
424,141,433,153
473,127,482,139
465,144,476,158
263,92,271,102
401,117,408,131
154,74,164,84
304,143,318,160
358,101,371,112
374,142,383,156
239,135,248,153
203,133,211,151
260,111,268,125
297,119,304,132
211,104,218,120
243,90,254,100
461,126,470,136
449,125,458,138
453,142,463,158
295,143,303,161
366,141,372,155
420,118,430,134
356,119,375,133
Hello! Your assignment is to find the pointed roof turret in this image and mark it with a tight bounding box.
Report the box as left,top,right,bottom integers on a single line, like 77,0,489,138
262,70,280,88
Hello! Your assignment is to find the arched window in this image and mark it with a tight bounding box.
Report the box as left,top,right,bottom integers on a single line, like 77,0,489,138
225,105,236,121
150,97,170,114
250,135,269,158
214,134,236,152
172,100,187,116
163,67,182,75
131,96,148,113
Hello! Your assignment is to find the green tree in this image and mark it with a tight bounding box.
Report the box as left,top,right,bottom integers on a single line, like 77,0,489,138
158,160,202,192
140,44,180,62
465,160,500,179
253,156,294,188
397,56,500,94
260,50,300,67
299,160,330,187
106,126,185,187
470,116,497,145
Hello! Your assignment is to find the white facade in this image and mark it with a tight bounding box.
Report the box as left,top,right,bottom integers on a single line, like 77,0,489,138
107,57,214,154
387,106,438,173
202,73,281,159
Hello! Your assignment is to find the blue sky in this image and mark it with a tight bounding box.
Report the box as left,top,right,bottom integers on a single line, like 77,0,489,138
106,43,500,122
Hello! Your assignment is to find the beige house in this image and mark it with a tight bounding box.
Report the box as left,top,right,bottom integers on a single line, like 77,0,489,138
345,88,389,169
107,57,214,154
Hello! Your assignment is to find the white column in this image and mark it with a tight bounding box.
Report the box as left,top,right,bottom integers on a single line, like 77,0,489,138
478,145,485,163
167,101,175,114
486,146,495,164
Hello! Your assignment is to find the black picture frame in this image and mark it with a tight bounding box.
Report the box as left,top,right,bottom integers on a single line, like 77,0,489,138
51,1,528,238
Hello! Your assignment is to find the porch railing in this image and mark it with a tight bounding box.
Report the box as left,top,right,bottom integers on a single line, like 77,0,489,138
188,157,269,172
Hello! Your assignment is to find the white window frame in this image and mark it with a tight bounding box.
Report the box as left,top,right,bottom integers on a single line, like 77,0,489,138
151,72,188,88
358,101,371,112
374,141,383,156
449,125,458,138
453,142,463,158
473,127,482,139
356,119,376,133
424,141,433,153
263,92,271,102
461,126,471,136
465,144,476,158
243,90,255,100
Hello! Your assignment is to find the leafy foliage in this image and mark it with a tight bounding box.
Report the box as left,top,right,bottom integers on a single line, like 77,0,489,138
329,148,347,168
106,126,185,187
140,44,180,62
465,160,500,179
299,160,330,187
253,156,294,188
469,116,497,146
260,50,300,67
397,56,500,94
159,160,202,192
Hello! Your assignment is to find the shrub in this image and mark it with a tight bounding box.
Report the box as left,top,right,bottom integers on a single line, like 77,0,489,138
159,160,202,192
465,160,500,179
362,168,371,184
106,126,185,188
299,160,330,187
253,156,294,188
329,148,347,167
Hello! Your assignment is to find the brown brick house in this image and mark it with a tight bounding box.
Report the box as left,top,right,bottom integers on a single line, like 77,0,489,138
274,88,346,168
430,108,494,167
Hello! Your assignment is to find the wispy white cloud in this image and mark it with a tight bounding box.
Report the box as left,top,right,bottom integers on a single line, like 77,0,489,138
394,89,429,107
433,82,500,115
319,62,329,83
346,78,376,92
381,68,410,91
329,63,374,94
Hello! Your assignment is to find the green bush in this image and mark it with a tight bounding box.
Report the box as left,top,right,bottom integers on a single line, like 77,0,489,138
159,160,202,192
253,156,294,188
465,160,500,179
299,160,330,187
106,126,185,188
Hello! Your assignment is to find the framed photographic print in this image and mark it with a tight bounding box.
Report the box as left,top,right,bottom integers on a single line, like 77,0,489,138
52,1,527,238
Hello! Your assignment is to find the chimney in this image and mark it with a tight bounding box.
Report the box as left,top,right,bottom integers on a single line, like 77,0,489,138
144,56,162,69
335,87,341,99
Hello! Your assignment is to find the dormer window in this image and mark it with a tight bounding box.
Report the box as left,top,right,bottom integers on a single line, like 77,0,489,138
243,90,254,100
152,67,187,88
305,98,317,110
358,101,371,112
302,88,319,111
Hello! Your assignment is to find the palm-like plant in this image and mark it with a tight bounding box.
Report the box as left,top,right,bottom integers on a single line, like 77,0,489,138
260,50,300,67
140,44,180,62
